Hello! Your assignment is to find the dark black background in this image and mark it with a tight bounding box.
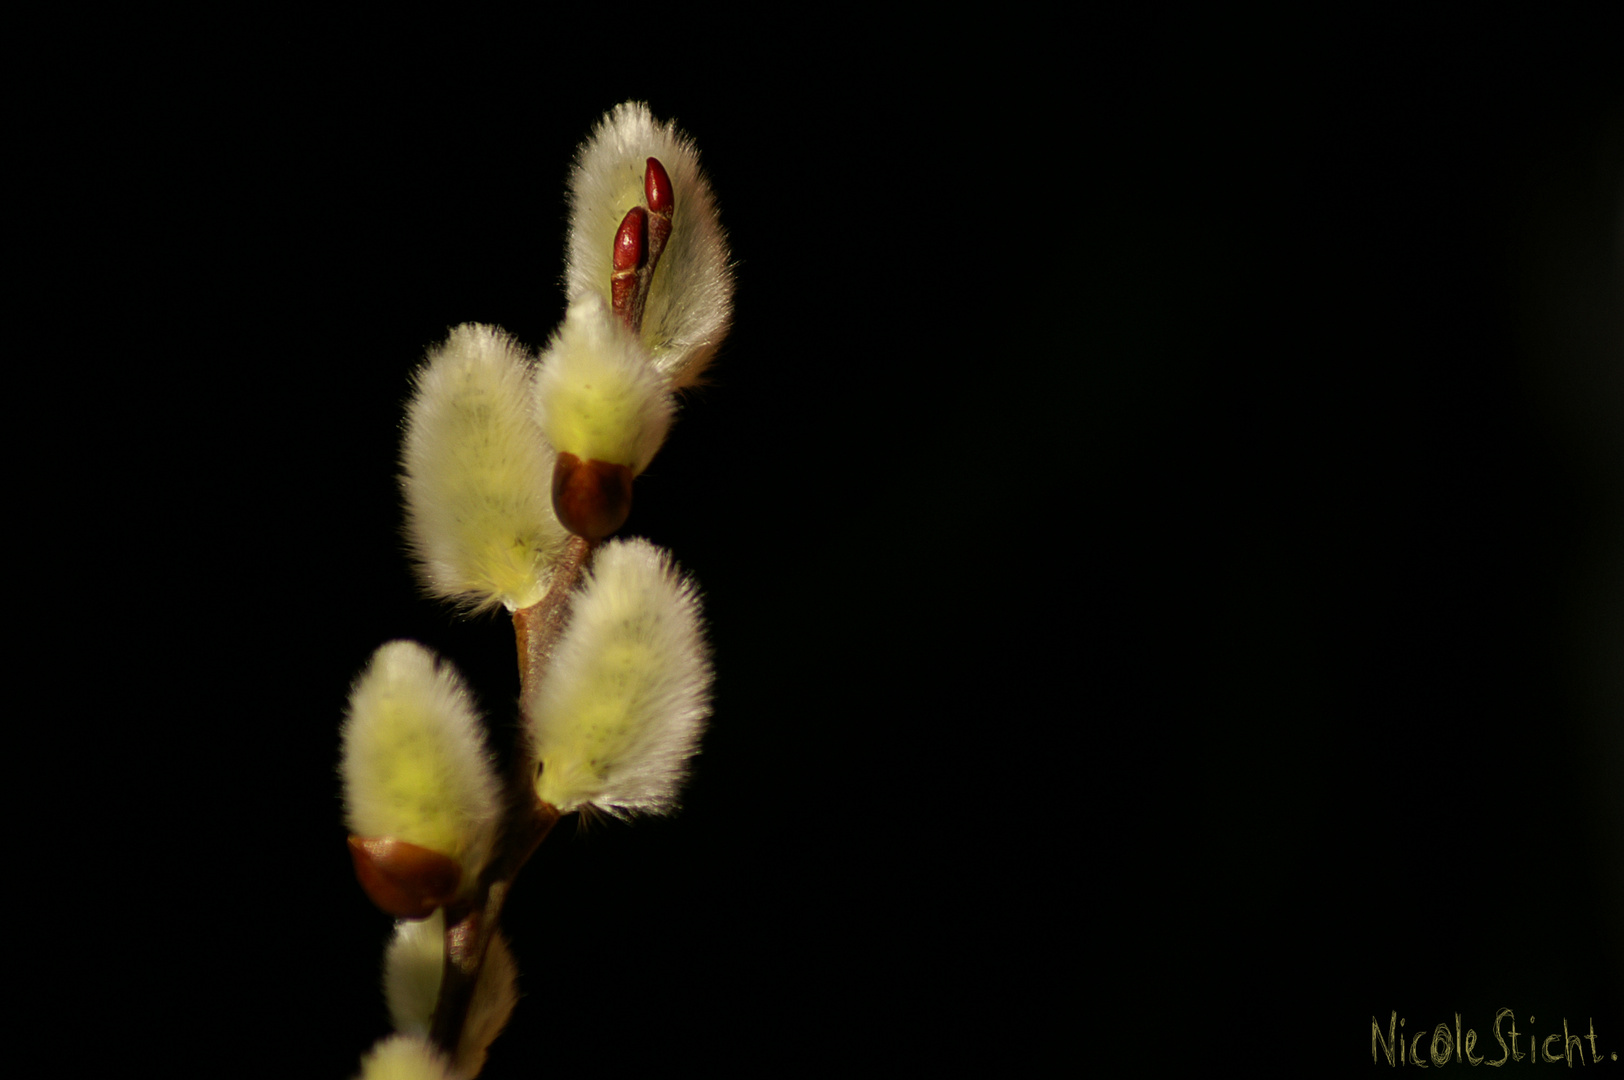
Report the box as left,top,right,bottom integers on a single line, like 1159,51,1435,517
28,10,1621,1075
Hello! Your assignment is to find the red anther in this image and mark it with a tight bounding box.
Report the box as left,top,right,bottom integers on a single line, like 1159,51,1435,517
612,206,647,272
348,835,461,920
644,157,674,215
552,452,635,541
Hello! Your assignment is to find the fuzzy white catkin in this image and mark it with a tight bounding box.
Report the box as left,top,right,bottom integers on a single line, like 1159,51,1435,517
566,101,733,386
402,323,568,613
534,293,673,472
356,1034,456,1080
341,641,502,893
526,538,712,815
384,909,518,1080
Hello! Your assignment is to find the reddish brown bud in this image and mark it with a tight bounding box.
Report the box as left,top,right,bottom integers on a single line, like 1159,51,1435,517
611,207,648,328
347,835,461,920
644,158,673,279
612,206,647,272
552,451,635,541
644,156,674,215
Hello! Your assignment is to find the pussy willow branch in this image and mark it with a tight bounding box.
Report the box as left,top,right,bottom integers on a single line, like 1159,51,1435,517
428,535,591,1058
424,151,675,1064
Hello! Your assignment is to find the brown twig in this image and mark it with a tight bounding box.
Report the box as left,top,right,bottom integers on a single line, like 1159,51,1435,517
513,534,594,693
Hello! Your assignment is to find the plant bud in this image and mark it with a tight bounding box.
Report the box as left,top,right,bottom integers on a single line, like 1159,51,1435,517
341,642,503,906
565,101,733,385
525,538,712,815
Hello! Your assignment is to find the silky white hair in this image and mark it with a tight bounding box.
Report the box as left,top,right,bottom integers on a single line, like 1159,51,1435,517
565,101,733,386
526,537,712,815
534,293,673,472
341,641,502,893
401,323,568,612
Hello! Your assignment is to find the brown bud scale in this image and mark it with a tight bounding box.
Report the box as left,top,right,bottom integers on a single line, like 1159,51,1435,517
552,452,635,541
348,835,461,920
